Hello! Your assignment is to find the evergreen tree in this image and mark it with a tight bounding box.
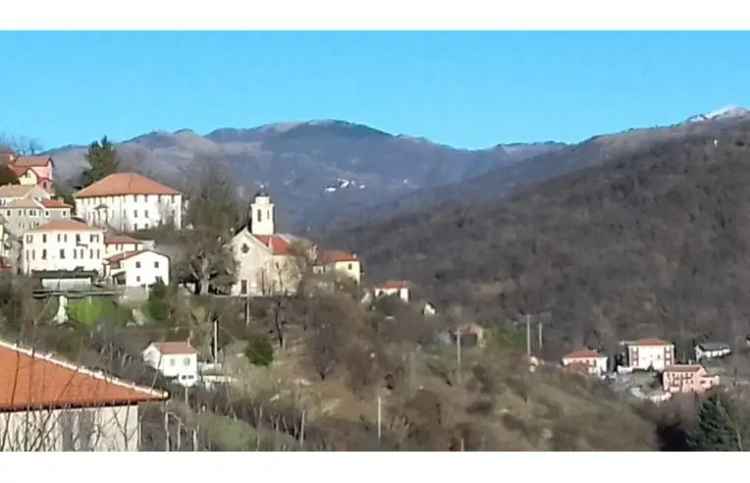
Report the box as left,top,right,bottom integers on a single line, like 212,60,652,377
0,165,19,186
689,394,742,451
82,136,119,185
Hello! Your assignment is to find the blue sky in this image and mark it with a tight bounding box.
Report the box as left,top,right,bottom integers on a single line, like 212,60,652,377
1,31,749,150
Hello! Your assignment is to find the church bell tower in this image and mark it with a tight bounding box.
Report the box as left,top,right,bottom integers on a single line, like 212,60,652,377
250,188,275,235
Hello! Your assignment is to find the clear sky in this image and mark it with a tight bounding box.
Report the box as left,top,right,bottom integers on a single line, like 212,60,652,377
1,31,749,150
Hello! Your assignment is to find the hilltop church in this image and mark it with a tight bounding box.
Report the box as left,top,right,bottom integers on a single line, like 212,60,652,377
229,190,311,297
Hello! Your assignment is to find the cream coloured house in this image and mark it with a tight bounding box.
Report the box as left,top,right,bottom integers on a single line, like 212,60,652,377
373,281,410,302
21,219,105,275
313,249,362,284
0,339,167,451
74,172,182,232
7,155,55,193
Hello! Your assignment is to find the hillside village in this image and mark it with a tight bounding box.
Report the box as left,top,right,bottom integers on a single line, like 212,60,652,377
0,131,749,451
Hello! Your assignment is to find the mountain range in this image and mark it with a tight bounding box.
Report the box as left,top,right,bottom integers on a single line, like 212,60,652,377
47,107,750,232
47,121,563,232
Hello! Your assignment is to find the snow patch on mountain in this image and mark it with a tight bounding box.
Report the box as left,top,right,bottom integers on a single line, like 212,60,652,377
685,105,750,124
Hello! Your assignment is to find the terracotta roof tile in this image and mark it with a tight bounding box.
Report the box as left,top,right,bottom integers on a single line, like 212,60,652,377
665,365,703,373
40,199,72,209
632,338,672,346
0,184,41,198
317,249,358,264
11,156,53,168
151,341,197,355
7,198,41,209
379,280,410,289
104,233,142,245
75,172,180,198
563,349,603,359
253,234,291,255
29,219,100,232
0,340,167,411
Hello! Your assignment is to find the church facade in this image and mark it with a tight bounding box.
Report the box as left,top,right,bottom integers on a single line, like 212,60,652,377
229,191,310,297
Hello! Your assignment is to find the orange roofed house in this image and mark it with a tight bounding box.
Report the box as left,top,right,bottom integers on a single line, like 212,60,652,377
663,364,720,394
0,339,167,451
373,281,410,303
561,349,608,376
6,154,55,193
313,249,362,284
74,172,182,232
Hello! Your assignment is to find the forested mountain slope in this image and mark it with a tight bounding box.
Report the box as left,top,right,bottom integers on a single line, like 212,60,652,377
326,120,750,359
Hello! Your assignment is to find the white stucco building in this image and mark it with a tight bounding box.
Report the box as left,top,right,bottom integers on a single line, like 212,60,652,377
624,338,675,372
142,341,198,387
0,339,167,451
21,219,105,275
0,184,50,207
74,172,182,232
105,249,170,287
104,233,145,258
373,281,411,302
561,349,609,376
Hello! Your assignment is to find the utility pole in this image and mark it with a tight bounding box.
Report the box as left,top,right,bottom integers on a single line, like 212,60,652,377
213,317,219,364
245,296,251,327
299,410,305,448
184,386,189,406
456,327,463,384
538,321,543,352
377,395,382,443
193,426,199,451
526,314,531,357
163,406,169,451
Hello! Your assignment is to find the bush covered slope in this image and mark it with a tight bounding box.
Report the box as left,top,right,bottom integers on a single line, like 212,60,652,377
327,120,750,359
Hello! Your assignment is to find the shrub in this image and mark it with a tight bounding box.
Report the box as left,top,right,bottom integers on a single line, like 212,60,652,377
245,334,274,367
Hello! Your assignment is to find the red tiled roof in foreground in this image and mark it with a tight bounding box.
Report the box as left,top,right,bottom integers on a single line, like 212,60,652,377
29,219,99,232
563,349,603,359
75,172,180,198
253,234,292,255
317,249,358,264
151,341,197,355
0,340,167,412
632,338,672,347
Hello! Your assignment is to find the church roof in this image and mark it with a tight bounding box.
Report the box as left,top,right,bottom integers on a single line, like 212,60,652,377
253,234,292,255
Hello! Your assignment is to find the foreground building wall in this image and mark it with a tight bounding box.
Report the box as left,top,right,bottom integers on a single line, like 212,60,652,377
0,405,140,451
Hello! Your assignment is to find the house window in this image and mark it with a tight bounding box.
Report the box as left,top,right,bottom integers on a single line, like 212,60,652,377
60,249,65,259
31,250,35,260
257,209,262,222
63,234,67,242
136,261,141,268
89,250,93,259
133,210,138,218
183,357,190,366
42,234,46,243
241,244,249,254
136,276,141,283
42,249,46,260
348,263,352,270
25,235,32,243
45,211,49,217
169,358,175,367
57,234,61,242
76,234,81,244
241,280,248,294
96,249,100,258
154,261,159,268
144,210,149,218
73,249,77,260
